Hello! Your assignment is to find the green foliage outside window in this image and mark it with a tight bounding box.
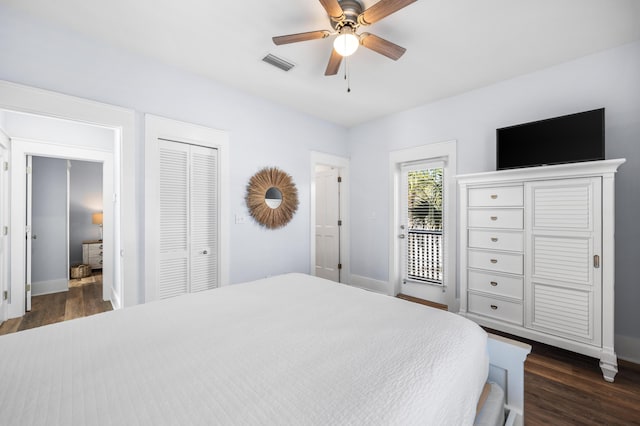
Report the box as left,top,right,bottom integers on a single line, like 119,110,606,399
408,168,443,231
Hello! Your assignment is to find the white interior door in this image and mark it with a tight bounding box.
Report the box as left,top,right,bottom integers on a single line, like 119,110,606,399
25,155,32,311
315,167,341,282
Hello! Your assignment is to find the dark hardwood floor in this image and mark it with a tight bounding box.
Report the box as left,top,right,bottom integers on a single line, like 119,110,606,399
512,331,640,426
0,272,112,335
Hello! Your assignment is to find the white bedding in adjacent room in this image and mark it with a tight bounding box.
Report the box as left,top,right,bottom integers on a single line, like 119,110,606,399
0,273,489,425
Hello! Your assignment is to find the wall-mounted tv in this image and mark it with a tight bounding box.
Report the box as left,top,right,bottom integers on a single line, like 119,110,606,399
496,108,605,170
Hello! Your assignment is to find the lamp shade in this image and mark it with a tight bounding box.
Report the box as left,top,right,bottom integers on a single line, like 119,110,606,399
92,212,103,225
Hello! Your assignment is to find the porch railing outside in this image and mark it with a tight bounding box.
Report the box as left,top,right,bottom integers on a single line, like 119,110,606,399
406,229,443,284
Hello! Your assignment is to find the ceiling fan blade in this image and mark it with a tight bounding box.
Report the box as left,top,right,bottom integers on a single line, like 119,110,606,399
272,30,331,45
319,0,345,21
325,49,343,76
358,0,417,25
360,33,406,60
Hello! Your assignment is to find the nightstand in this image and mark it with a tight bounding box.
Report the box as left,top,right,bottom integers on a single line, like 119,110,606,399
82,240,103,270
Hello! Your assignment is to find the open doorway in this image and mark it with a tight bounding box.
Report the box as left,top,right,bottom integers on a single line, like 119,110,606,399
0,80,137,322
29,157,105,296
1,108,118,326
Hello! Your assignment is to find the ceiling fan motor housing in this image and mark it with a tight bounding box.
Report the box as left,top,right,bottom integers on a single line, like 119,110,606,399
330,0,365,31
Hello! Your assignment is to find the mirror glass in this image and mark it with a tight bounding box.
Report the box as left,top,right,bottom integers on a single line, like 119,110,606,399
265,187,283,209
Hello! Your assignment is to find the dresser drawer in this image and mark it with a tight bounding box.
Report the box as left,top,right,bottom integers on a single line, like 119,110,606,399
88,243,103,255
468,229,523,252
468,186,523,207
468,293,523,325
468,209,523,229
468,249,523,275
468,270,523,299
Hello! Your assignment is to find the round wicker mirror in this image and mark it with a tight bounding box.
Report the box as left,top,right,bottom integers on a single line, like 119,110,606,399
246,167,298,229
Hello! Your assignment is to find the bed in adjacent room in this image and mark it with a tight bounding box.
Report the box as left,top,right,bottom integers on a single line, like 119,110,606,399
0,273,528,425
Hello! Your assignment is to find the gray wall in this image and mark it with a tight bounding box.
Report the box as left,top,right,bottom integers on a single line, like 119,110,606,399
348,40,640,352
31,156,67,284
69,160,103,265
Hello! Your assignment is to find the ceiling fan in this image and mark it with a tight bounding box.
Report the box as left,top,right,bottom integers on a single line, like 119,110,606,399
272,0,417,76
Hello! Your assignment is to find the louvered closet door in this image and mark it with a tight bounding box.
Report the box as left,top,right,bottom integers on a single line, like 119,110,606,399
158,140,190,299
190,145,218,292
525,178,602,345
158,140,218,299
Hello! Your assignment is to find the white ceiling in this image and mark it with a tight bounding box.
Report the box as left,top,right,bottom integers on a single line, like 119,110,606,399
3,0,640,127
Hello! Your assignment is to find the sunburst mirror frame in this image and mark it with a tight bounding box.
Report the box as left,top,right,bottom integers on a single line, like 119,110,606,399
246,167,299,229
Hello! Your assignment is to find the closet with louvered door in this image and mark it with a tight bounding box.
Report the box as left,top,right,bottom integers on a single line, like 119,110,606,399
158,140,218,299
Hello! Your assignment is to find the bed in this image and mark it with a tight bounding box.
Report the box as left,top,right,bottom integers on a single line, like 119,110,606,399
0,273,528,425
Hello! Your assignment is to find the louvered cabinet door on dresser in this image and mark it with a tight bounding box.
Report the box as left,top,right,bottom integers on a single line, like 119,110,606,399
525,178,602,346
458,159,625,382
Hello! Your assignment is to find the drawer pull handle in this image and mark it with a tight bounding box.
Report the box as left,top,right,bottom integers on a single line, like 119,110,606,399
490,304,498,310
490,259,498,264
490,216,498,221
491,237,498,242
490,281,498,286
490,194,498,199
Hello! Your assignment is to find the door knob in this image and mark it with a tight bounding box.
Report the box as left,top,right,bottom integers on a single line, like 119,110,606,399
202,250,208,255
32,234,37,239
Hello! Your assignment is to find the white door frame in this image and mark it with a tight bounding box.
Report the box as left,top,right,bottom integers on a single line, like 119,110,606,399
310,151,350,284
0,129,9,324
144,114,230,301
389,141,457,310
11,139,114,313
25,154,32,310
0,80,137,317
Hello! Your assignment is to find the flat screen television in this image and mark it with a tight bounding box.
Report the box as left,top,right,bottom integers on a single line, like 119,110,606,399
496,108,605,170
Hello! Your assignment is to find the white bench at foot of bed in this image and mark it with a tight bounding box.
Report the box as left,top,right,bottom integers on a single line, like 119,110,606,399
486,333,531,426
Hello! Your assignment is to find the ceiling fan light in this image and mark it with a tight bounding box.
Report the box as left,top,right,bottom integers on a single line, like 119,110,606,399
333,33,359,57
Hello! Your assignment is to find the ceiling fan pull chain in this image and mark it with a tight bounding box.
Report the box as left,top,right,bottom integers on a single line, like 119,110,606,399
345,56,351,93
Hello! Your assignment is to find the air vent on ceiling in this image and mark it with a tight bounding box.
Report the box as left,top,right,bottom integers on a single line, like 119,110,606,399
262,54,295,72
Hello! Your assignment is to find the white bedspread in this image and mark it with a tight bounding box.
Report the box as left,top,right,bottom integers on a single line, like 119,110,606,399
0,273,488,425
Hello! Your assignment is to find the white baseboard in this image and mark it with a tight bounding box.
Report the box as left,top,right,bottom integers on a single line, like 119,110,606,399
32,279,68,296
616,334,640,364
348,274,390,295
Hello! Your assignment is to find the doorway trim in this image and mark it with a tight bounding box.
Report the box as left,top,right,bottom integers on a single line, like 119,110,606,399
310,151,350,284
0,80,137,317
389,140,457,310
0,129,9,324
12,139,114,312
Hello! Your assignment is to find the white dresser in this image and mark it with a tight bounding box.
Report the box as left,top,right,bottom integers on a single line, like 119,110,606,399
458,159,624,382
82,240,103,270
